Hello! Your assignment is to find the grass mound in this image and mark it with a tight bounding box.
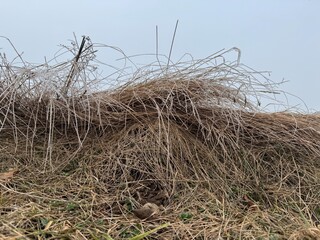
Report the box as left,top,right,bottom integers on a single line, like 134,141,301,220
1,37,320,239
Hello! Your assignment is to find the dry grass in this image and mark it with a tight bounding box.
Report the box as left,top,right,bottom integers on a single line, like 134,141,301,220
0,37,320,239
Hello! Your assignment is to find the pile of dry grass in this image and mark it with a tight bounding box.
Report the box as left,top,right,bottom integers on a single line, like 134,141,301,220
1,37,320,239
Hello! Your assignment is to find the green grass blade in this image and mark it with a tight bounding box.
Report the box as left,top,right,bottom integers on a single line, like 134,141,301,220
129,223,170,240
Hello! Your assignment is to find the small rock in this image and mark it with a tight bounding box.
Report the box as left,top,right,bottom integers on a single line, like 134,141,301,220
132,202,160,219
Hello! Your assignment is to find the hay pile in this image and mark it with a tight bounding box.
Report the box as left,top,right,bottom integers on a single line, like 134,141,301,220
1,37,320,239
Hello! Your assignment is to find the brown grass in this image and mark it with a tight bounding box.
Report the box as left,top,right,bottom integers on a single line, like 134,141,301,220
0,37,320,239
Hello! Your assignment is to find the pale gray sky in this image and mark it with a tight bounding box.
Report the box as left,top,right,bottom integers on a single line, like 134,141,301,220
1,0,319,111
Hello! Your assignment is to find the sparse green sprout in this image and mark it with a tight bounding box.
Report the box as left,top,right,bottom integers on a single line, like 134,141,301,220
66,202,79,211
179,212,193,221
120,226,141,238
125,199,134,212
39,217,49,228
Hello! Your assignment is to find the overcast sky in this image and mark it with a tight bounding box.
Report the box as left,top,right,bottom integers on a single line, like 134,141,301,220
1,0,319,111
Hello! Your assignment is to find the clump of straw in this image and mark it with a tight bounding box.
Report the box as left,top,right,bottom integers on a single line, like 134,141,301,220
1,36,319,239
